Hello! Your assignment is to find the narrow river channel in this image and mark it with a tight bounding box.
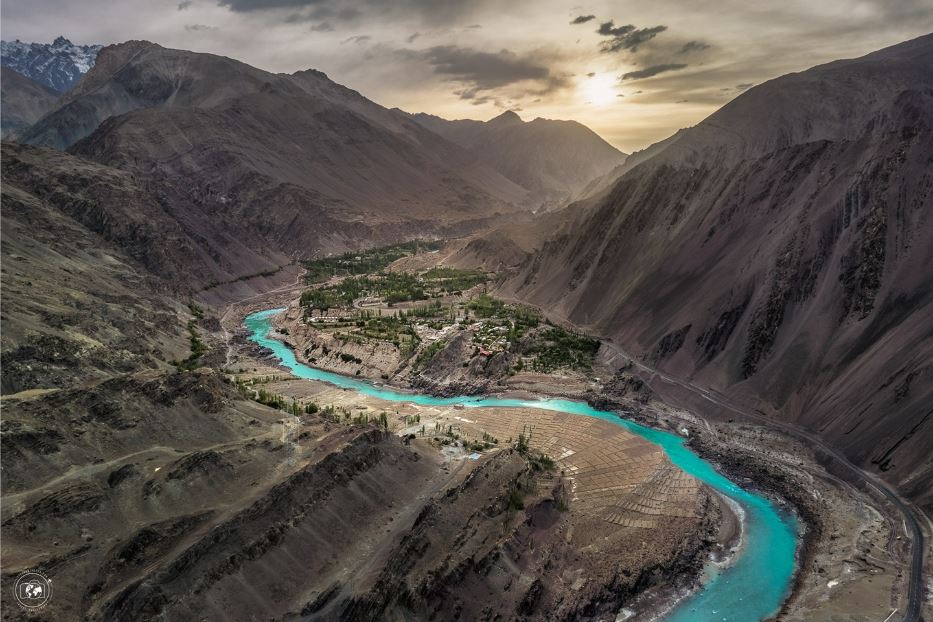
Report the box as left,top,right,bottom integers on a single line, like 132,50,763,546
246,308,798,621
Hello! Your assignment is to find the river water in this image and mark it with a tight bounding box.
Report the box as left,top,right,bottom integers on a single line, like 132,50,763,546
246,308,798,621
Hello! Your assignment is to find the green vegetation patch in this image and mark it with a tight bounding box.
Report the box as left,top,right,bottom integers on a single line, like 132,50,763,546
466,293,506,318
173,315,209,371
413,339,446,370
420,267,488,293
526,327,600,373
300,268,490,314
300,273,428,311
303,240,443,283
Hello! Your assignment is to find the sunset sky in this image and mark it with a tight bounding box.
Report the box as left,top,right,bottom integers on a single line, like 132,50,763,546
3,0,931,152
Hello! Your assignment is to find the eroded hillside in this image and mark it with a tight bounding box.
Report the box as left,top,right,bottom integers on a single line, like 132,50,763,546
500,34,933,510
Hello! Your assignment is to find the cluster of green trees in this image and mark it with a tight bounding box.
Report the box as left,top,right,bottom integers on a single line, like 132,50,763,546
466,293,505,318
173,319,208,371
339,352,363,364
301,269,489,313
420,267,488,293
300,273,428,311
526,327,600,373
364,316,421,352
303,240,444,283
230,376,398,431
413,339,446,370
404,300,448,319
467,296,540,339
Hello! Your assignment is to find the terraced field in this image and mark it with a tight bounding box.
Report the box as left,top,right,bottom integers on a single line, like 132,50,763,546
433,408,703,528
245,372,706,535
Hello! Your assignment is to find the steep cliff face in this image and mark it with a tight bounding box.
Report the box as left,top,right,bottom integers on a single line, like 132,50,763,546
503,35,933,508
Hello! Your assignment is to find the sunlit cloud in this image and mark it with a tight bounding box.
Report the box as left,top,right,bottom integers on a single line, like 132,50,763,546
1,0,930,151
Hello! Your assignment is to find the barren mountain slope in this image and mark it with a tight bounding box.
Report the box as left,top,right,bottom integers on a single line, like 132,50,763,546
501,34,933,509
0,364,719,622
0,144,197,392
0,67,59,138
20,41,528,229
410,110,627,209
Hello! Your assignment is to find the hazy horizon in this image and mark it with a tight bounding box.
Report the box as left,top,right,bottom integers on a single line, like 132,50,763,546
3,1,932,151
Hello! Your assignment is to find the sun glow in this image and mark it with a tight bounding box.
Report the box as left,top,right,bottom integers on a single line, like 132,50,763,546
579,73,618,106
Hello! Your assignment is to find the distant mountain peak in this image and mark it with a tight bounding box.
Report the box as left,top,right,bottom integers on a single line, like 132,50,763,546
291,68,330,81
488,110,523,126
0,35,102,92
410,108,625,209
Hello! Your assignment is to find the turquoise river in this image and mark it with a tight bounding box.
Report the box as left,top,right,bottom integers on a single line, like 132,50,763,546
246,308,798,621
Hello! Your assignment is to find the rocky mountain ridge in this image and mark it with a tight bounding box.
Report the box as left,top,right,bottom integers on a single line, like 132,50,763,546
409,109,627,210
1,36,101,91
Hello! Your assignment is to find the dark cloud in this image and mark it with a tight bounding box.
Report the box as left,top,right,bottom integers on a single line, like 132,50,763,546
406,32,420,43
308,5,361,20
598,22,667,53
217,0,487,26
736,82,755,91
310,21,334,31
185,23,217,31
216,0,362,20
218,0,312,11
679,40,710,54
413,45,569,100
597,21,634,37
284,12,317,23
571,15,595,24
620,63,687,80
177,0,193,10
586,71,595,77
341,34,371,44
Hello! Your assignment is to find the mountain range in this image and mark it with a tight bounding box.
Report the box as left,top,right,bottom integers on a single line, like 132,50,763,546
0,36,101,92
497,34,933,508
0,39,625,393
1,29,931,622
408,109,627,210
2,33,930,512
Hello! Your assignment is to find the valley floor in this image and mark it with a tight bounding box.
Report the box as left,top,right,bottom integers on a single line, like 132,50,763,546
1,259,926,621
215,266,927,622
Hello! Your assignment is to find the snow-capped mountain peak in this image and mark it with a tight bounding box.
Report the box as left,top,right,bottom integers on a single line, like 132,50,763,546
1,36,102,92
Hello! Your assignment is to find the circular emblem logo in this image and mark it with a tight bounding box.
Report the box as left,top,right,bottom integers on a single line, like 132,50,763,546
12,570,52,611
